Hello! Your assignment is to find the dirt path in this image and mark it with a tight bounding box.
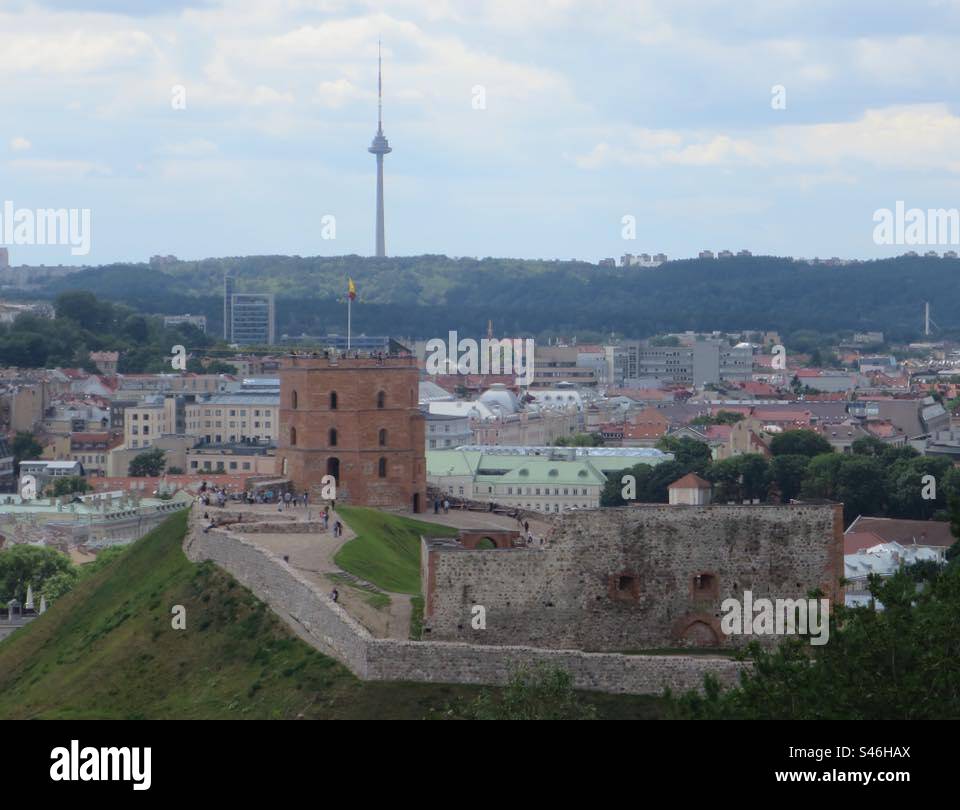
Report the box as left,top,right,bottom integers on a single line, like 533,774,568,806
212,503,413,639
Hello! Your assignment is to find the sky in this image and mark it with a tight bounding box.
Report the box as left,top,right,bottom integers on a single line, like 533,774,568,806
1,0,959,266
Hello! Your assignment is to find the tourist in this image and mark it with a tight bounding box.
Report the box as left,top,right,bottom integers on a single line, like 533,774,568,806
330,589,339,603
443,498,449,514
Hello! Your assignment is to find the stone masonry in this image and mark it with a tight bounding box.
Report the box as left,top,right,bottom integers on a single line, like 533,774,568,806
422,504,844,651
184,511,744,695
278,354,427,512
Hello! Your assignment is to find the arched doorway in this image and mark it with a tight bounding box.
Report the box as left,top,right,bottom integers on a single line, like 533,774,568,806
412,492,420,513
679,620,720,647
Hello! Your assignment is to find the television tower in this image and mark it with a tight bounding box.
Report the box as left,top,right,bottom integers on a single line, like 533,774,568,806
368,41,392,258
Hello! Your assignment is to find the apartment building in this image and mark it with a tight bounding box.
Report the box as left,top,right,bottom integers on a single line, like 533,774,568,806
185,393,278,444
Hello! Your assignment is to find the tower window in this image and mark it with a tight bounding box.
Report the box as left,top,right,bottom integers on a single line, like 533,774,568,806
329,428,338,447
330,392,338,410
377,391,386,409
379,428,387,447
289,427,297,446
292,390,298,410
378,457,387,478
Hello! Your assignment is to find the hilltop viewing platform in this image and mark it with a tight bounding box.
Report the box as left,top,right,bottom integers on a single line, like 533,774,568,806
281,352,417,370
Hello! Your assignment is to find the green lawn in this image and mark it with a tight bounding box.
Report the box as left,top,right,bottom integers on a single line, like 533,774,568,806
333,506,456,595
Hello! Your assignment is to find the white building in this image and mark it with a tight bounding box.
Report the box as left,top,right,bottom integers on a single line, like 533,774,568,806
844,542,942,608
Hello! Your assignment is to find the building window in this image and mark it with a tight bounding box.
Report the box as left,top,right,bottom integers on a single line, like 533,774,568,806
290,427,297,446
292,390,298,410
377,391,386,409
379,428,387,447
378,457,387,478
329,428,338,447
330,392,338,410
692,573,719,598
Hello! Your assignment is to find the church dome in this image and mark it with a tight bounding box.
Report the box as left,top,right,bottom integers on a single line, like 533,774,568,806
479,384,520,415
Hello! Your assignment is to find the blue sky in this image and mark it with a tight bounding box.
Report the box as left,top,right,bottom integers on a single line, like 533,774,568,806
2,0,959,265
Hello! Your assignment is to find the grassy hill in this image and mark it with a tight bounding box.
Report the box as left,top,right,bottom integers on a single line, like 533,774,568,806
0,512,662,720
334,506,455,594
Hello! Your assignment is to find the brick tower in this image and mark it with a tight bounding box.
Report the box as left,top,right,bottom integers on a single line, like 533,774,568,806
279,354,426,512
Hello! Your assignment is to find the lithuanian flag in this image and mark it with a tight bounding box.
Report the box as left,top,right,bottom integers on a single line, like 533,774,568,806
348,278,357,301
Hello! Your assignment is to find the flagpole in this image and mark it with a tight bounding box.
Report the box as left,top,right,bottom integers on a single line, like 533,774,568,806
347,295,352,351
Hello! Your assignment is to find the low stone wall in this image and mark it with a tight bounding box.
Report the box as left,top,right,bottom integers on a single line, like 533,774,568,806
231,521,325,535
183,516,371,674
183,512,746,696
364,640,742,695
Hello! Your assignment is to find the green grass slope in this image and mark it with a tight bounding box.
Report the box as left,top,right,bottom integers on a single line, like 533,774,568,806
333,507,455,594
0,512,663,719
0,512,477,719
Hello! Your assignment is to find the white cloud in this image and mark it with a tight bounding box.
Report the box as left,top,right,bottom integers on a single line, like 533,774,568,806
575,104,960,173
10,137,32,152
7,158,112,179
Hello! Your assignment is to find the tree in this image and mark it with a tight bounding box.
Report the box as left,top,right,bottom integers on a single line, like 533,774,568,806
54,290,114,333
691,411,744,427
657,435,712,472
40,569,80,602
187,357,238,375
801,453,845,501
555,432,602,447
601,463,653,506
11,431,43,473
769,429,833,458
442,664,597,720
667,558,960,720
770,454,809,503
128,447,166,477
0,545,77,603
46,476,91,497
706,454,771,503
835,455,888,524
886,456,951,521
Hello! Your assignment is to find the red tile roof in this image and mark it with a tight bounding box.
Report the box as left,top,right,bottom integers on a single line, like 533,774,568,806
846,516,956,549
668,473,712,490
844,530,887,555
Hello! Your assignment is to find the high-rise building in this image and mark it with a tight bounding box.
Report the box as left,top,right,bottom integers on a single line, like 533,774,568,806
368,42,392,258
223,273,235,341
230,294,275,346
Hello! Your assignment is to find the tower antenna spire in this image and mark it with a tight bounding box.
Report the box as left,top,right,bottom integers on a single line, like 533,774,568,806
368,39,392,258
